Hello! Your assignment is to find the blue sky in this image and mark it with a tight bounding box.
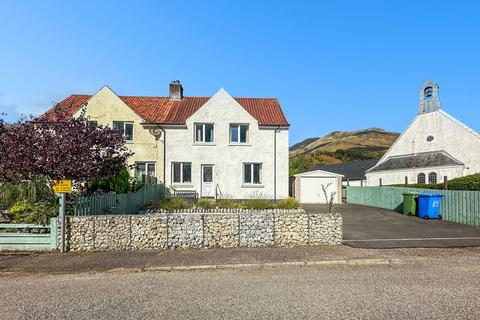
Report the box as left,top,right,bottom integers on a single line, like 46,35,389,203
1,1,480,144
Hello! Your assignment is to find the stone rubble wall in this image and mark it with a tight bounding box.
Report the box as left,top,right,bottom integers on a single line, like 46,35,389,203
59,209,342,251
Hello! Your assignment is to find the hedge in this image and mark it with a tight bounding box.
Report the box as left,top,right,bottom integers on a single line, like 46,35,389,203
390,173,480,191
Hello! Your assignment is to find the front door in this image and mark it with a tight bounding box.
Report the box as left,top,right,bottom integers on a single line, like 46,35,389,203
201,165,214,197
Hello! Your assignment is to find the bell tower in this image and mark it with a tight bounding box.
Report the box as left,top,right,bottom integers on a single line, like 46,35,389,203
418,80,441,114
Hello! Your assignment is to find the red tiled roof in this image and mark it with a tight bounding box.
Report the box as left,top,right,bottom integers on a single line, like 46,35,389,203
39,94,289,126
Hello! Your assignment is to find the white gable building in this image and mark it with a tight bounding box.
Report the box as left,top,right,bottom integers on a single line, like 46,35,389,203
366,80,480,186
164,87,289,200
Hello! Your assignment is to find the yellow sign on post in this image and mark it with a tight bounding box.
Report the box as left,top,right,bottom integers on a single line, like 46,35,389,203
52,180,72,193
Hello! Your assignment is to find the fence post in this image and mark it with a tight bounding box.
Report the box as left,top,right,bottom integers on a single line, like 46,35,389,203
50,217,57,250
443,176,448,190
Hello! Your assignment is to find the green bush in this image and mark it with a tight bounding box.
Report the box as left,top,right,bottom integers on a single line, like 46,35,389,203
215,199,243,209
275,197,300,209
390,174,480,191
0,177,55,210
196,198,215,209
87,168,131,194
8,199,58,225
244,199,272,210
448,174,480,191
154,197,191,211
390,183,442,190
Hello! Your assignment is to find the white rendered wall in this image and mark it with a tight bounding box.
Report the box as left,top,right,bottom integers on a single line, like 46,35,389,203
366,165,464,186
164,89,289,199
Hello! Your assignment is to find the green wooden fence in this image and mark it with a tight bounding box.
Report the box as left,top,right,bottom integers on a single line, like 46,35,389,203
74,184,168,216
346,186,480,227
0,218,57,251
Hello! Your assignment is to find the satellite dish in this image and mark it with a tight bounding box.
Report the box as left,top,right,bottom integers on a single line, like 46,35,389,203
149,127,163,140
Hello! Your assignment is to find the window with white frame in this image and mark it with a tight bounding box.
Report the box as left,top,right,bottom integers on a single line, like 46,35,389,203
243,163,262,184
194,123,214,143
417,173,426,184
113,121,134,141
135,162,156,178
428,172,437,184
172,162,192,184
230,124,249,143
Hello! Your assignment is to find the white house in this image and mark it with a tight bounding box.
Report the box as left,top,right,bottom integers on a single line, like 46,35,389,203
41,81,290,200
162,84,289,200
366,80,480,186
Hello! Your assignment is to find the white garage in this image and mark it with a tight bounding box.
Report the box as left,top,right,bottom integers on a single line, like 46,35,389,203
293,170,343,204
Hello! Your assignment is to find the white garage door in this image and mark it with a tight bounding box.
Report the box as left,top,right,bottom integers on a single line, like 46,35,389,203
300,177,338,204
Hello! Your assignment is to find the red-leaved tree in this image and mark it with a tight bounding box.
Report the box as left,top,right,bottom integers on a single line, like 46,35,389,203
0,108,133,184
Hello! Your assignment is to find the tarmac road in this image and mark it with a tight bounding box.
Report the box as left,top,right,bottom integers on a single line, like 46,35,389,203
1,251,480,320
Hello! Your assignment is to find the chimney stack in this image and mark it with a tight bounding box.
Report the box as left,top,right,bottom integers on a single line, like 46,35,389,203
169,80,183,100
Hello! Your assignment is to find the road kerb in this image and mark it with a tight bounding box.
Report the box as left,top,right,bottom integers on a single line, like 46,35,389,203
305,259,348,266
139,258,404,273
1,257,410,275
347,258,390,266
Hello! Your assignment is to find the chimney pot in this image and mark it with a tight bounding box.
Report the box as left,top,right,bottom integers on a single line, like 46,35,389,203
169,80,183,100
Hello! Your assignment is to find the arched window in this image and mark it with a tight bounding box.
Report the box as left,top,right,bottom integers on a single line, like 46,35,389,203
417,173,426,184
428,172,437,184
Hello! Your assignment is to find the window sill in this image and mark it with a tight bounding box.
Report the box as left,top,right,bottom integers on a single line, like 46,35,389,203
172,184,194,189
229,143,251,146
241,184,264,188
192,143,216,146
125,141,134,144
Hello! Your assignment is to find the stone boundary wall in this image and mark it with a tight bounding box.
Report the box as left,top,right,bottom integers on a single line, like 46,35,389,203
59,209,342,251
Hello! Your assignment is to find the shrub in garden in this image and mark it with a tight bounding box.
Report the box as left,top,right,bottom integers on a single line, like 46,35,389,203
7,199,57,225
154,198,191,211
87,167,131,194
196,198,215,209
244,198,272,210
215,198,243,209
275,197,300,209
0,176,55,210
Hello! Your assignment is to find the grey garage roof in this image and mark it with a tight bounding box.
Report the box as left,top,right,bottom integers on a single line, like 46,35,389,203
367,151,464,173
307,159,379,181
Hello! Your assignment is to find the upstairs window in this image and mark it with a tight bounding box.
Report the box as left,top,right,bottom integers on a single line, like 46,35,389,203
194,123,214,143
243,163,262,184
230,124,249,143
113,121,134,141
172,162,192,184
428,172,437,184
417,173,426,184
